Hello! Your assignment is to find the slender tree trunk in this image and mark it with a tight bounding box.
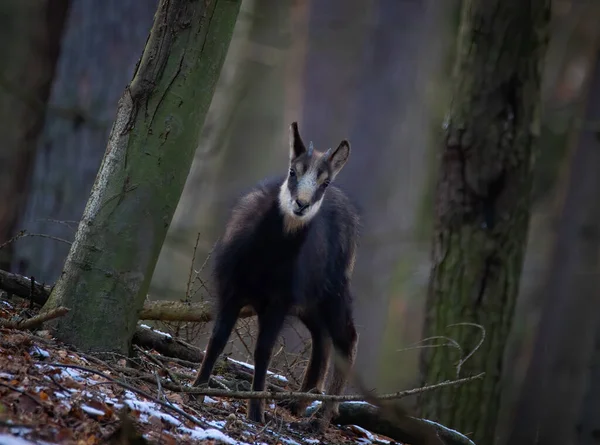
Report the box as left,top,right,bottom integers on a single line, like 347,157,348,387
417,1,550,443
43,0,242,354
508,43,600,445
11,0,157,283
0,0,70,269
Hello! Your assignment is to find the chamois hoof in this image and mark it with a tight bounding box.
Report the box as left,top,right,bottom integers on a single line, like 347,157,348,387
246,401,265,424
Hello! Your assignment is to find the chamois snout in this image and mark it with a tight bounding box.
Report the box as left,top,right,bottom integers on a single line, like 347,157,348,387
294,198,310,215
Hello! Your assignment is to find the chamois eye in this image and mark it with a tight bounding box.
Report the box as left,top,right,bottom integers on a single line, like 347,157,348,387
289,168,296,177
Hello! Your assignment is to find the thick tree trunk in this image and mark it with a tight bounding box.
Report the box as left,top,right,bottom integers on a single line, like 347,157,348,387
0,0,70,270
11,0,157,284
508,46,600,445
42,0,242,354
417,1,550,443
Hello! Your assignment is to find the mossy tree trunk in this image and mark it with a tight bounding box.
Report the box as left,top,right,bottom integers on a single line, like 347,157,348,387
417,1,550,443
43,0,241,354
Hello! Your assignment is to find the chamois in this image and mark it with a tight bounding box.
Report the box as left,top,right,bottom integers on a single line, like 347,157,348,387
192,122,360,431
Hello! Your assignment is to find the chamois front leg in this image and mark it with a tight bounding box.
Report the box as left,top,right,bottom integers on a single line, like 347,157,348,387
247,309,287,423
192,301,242,397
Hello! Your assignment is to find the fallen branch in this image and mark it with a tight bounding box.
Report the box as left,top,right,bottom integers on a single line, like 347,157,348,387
0,268,259,323
311,402,476,445
139,300,255,323
0,269,51,306
0,306,69,330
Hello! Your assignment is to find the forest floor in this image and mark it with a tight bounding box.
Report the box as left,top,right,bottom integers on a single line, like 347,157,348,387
0,296,395,445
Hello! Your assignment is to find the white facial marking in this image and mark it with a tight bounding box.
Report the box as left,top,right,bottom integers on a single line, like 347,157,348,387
278,173,324,234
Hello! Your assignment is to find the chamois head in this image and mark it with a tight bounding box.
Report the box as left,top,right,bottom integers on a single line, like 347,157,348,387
278,122,350,230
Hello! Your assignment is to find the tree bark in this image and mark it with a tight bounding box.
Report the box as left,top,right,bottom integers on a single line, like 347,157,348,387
0,0,70,270
42,0,242,354
508,42,600,445
418,1,550,443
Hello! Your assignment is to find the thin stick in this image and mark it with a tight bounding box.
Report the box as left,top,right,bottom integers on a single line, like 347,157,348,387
0,307,69,330
0,381,43,407
0,230,72,250
185,232,202,302
177,372,484,402
37,362,213,430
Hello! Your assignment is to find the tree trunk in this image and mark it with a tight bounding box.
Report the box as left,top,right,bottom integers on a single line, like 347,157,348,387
0,0,70,270
10,0,158,284
42,0,242,354
507,42,600,445
417,1,550,443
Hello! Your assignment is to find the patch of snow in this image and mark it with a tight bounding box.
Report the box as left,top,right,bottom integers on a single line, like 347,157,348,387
204,396,218,404
419,419,476,445
178,426,245,444
124,397,182,426
305,439,320,444
352,425,375,442
0,434,54,445
139,324,172,338
81,404,105,417
30,346,50,358
1,300,13,308
0,372,15,379
278,436,301,445
207,419,227,429
227,357,288,382
308,401,322,409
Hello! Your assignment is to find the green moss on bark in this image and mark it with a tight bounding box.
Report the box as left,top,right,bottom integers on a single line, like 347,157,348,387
43,0,241,354
418,1,550,443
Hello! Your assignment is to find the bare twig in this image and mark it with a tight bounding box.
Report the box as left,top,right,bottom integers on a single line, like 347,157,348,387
0,230,72,250
0,307,69,330
185,232,202,302
0,381,43,407
447,323,486,378
134,344,179,385
37,362,213,430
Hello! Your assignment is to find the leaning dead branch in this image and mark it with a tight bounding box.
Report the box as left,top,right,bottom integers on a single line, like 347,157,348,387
0,306,69,330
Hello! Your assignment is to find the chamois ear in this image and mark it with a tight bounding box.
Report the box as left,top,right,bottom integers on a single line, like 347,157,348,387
289,122,307,160
327,140,351,179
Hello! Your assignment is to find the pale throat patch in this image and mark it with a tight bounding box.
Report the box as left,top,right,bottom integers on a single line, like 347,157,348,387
278,177,323,234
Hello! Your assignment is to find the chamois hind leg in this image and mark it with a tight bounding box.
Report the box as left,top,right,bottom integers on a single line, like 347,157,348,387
192,301,242,390
314,297,358,431
287,316,332,417
247,308,287,423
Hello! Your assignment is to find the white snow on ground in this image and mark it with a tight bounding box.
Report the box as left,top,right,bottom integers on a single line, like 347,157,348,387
29,346,50,358
420,419,477,445
139,323,172,338
0,434,45,445
227,357,289,382
3,345,396,445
